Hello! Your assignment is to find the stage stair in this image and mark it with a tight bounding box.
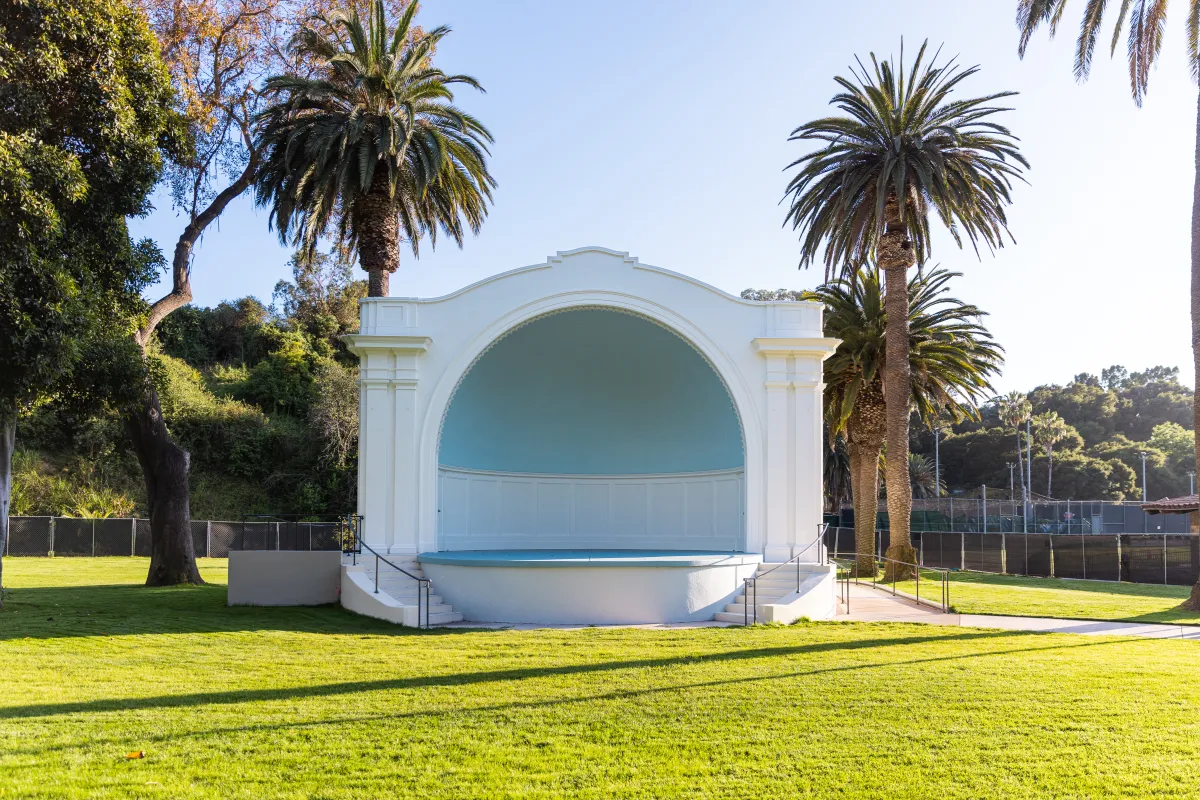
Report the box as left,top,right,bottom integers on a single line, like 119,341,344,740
341,555,463,626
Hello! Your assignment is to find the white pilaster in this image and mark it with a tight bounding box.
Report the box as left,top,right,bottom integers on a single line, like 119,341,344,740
345,335,431,553
753,335,838,562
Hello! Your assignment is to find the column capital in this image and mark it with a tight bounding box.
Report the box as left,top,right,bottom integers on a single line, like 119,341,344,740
752,337,840,360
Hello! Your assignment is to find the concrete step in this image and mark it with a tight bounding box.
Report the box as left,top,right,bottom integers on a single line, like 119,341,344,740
715,611,764,624
366,591,443,605
427,611,463,625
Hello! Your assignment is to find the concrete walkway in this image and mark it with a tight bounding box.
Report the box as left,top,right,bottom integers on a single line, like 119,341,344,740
837,582,1200,640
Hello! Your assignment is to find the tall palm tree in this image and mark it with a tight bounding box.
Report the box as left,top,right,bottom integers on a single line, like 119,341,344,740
253,0,495,297
1015,1,1200,610
1032,410,1070,497
997,391,1032,501
808,265,1003,576
784,41,1027,570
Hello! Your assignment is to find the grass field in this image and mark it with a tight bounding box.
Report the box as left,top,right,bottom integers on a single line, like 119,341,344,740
886,570,1200,625
2,558,1200,799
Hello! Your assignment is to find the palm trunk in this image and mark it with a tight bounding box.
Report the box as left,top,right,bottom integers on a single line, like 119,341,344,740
845,381,886,578
357,174,400,298
0,417,14,607
126,385,202,586
847,441,882,578
1186,82,1200,611
879,198,916,577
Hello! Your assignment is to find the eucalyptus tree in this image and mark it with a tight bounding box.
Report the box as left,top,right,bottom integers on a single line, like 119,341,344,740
806,266,1003,576
1015,1,1200,608
254,0,495,297
784,41,1027,569
1032,410,1070,497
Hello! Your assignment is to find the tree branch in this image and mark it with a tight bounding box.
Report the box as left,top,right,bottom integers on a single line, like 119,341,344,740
135,150,259,350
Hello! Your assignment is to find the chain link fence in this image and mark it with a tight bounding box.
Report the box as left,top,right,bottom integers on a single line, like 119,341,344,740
824,526,1200,586
838,498,1194,534
4,517,349,558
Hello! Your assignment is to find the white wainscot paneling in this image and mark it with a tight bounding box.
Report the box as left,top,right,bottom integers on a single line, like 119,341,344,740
437,466,745,551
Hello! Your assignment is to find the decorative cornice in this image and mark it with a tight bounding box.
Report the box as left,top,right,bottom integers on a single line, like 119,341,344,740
752,337,840,358
343,335,432,356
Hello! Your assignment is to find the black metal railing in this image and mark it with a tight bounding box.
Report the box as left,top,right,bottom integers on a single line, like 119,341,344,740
355,538,432,629
829,551,952,614
743,523,830,625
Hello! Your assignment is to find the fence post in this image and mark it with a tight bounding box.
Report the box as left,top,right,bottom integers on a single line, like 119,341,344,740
275,522,281,551
1081,532,1087,580
1001,532,1007,574
1116,534,1122,582
48,516,55,556
91,519,96,557
130,518,136,556
960,532,966,571
1164,533,1168,584
206,520,212,559
1049,535,1055,578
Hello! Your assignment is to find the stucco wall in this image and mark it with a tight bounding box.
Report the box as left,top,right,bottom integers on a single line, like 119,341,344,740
439,308,743,474
347,247,838,561
227,550,341,606
421,558,760,624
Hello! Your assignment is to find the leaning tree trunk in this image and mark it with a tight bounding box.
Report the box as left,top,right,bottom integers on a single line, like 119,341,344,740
126,385,201,586
879,197,917,578
1187,83,1200,611
130,153,256,588
846,380,886,578
357,174,401,298
0,417,14,607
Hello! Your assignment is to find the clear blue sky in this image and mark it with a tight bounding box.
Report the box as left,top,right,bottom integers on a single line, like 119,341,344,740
129,0,1199,392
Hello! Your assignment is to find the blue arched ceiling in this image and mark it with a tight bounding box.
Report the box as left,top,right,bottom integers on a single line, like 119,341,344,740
439,308,744,475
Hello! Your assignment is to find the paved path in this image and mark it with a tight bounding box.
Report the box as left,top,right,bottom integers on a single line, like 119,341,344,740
837,582,1200,640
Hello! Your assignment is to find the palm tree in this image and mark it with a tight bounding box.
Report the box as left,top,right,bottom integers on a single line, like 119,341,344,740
908,454,944,499
808,265,1003,577
253,0,495,297
997,391,1032,501
1015,2,1200,610
784,41,1027,571
1032,411,1070,497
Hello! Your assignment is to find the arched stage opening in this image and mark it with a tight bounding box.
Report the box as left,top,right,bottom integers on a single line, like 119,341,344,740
435,307,747,552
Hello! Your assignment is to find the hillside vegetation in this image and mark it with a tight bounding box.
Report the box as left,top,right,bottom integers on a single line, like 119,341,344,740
11,252,363,519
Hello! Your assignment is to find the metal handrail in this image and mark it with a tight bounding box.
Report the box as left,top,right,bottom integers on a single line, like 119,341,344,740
743,523,830,625
356,539,432,629
828,551,952,613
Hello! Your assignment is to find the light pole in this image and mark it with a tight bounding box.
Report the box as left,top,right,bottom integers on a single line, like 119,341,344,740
1189,471,1195,496
1007,462,1016,499
1138,451,1148,503
934,426,941,498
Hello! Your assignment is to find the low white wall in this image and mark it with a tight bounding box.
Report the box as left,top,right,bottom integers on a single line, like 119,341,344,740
757,565,837,623
438,466,745,551
422,559,759,624
227,550,341,606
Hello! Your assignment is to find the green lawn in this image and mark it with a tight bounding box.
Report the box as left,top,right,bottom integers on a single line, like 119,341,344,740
2,558,1200,799
886,570,1200,625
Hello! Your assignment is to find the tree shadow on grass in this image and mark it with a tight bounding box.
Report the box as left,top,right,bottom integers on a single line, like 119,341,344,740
947,571,1192,600
0,583,423,641
0,627,1097,723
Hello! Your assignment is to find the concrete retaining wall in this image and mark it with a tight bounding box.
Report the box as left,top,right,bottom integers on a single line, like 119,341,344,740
227,550,341,606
